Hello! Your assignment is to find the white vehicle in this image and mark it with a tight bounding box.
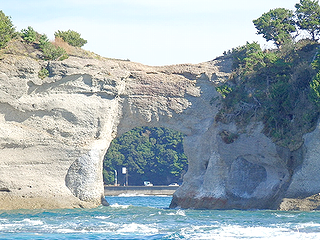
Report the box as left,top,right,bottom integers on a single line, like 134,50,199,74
143,181,153,186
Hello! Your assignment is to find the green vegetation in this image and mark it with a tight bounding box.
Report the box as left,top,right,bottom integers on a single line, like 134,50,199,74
295,0,320,41
20,26,40,44
0,10,15,49
54,30,87,47
20,26,68,60
253,0,320,48
103,127,188,186
218,40,320,150
253,8,296,48
216,1,320,150
38,67,49,79
39,34,68,61
0,11,90,61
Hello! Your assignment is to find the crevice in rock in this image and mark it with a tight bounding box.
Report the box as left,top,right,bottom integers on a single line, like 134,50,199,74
0,188,11,192
172,72,198,80
204,160,209,170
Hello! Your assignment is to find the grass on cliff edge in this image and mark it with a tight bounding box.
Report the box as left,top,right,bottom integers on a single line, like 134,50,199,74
215,40,320,151
0,37,103,61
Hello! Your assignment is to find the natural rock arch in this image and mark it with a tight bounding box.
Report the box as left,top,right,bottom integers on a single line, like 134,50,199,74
61,56,224,207
1,55,320,210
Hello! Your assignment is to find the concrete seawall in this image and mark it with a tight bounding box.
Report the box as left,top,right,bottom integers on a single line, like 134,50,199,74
104,186,179,196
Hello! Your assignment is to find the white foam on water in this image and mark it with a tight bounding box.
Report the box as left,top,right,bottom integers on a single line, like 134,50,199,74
21,218,44,225
273,213,297,218
56,221,121,234
110,203,130,209
179,224,320,240
117,223,158,234
296,222,320,228
95,216,111,220
218,225,288,239
56,228,82,234
0,218,44,231
167,209,186,216
56,228,102,234
149,211,163,217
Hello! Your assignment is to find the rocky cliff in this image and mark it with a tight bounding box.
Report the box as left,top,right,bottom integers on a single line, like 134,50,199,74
0,49,320,210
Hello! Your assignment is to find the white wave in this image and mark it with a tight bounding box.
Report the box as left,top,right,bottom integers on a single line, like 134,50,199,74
56,228,99,234
180,224,320,240
56,221,120,234
297,222,320,228
110,203,130,209
273,213,297,218
21,218,44,225
167,209,186,216
117,223,158,234
148,211,163,217
95,216,111,220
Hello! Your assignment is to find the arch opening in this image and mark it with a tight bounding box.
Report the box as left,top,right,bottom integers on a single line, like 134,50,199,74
102,126,188,186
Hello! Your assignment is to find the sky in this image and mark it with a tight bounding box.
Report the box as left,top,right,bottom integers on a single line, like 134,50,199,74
2,0,300,66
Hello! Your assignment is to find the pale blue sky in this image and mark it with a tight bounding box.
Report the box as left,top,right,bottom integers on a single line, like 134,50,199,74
2,0,299,66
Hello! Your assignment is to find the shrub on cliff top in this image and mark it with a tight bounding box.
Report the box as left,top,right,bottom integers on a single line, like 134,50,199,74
54,30,87,47
39,34,68,61
20,26,40,44
0,10,15,49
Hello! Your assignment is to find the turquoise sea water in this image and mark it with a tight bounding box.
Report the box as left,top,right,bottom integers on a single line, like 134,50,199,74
1,195,320,239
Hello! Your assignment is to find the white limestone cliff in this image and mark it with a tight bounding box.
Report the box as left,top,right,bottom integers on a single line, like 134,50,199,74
0,52,319,210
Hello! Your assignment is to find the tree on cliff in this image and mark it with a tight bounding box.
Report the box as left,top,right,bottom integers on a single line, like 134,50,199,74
0,10,15,49
20,26,43,44
253,8,296,48
103,127,188,186
295,0,320,41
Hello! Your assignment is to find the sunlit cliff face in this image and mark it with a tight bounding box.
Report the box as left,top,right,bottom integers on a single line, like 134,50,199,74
0,52,319,210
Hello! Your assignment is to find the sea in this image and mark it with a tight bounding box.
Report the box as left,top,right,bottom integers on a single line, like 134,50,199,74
1,195,320,239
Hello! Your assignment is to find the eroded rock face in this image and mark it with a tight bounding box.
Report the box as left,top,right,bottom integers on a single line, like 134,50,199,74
0,53,318,210
170,123,297,209
0,54,230,209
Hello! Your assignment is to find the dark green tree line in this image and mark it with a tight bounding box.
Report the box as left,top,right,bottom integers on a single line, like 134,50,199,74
103,127,188,186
